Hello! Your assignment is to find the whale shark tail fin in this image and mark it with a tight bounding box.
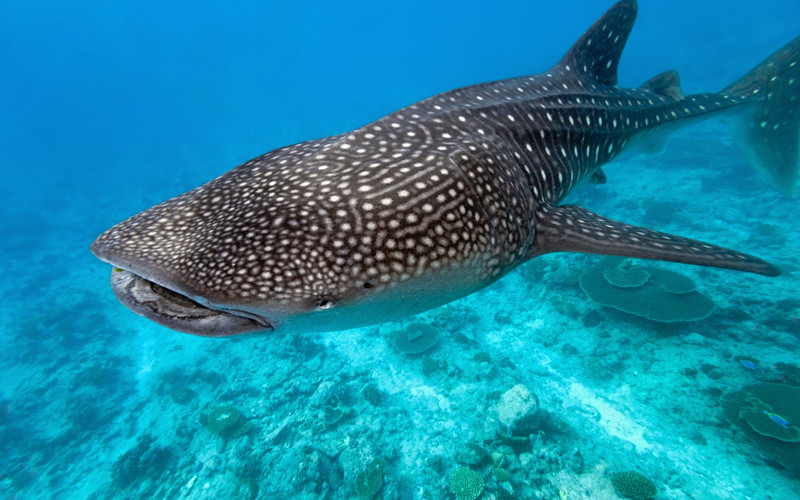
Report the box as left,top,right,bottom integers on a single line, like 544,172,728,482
722,36,800,196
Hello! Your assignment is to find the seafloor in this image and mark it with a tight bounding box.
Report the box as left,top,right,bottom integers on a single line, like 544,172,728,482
1,117,798,499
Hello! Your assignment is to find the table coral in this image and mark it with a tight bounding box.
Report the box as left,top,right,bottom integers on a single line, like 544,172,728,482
390,323,439,354
721,383,800,473
579,262,714,322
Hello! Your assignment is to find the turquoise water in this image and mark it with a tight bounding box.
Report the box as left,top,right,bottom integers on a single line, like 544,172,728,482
2,1,799,498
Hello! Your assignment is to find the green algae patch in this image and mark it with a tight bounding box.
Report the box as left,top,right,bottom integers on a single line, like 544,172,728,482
610,471,657,500
722,383,800,473
391,323,439,354
580,262,714,322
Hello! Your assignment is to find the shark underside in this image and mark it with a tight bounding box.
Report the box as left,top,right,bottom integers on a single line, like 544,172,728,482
91,0,798,336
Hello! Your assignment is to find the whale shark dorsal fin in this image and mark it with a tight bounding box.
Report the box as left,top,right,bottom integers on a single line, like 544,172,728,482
555,0,637,85
530,205,781,277
639,70,685,100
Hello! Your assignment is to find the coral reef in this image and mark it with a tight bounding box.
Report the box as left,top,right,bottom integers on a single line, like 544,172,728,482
354,457,386,499
610,471,657,500
450,466,484,500
493,466,510,482
234,476,259,500
203,404,253,440
362,383,383,406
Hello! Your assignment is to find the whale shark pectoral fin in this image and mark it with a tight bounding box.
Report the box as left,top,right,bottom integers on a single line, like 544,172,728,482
530,205,781,277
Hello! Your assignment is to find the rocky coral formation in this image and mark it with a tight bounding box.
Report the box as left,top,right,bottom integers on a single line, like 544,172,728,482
497,384,539,431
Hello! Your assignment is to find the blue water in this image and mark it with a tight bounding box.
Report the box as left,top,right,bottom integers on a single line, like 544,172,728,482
2,1,799,498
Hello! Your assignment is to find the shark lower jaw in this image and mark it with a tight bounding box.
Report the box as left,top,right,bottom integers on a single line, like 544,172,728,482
108,268,273,337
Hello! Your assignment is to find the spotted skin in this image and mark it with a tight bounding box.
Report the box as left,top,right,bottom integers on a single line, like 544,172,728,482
92,0,795,336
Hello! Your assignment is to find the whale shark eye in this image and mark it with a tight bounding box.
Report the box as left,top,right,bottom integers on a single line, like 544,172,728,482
362,281,375,289
315,299,334,310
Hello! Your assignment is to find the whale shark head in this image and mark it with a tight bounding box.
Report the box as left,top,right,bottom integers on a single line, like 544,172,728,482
91,135,513,336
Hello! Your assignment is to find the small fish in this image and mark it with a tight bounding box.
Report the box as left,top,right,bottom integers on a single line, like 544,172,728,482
764,411,792,429
740,360,757,370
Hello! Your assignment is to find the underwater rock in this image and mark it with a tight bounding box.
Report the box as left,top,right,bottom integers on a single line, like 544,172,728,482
472,351,492,363
774,362,800,386
579,261,714,322
582,309,602,328
561,343,579,356
567,449,585,474
497,384,539,430
234,476,259,500
454,443,488,466
681,332,707,345
170,386,195,405
111,434,175,489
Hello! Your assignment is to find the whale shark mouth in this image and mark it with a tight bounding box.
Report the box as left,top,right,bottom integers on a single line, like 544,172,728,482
108,268,272,337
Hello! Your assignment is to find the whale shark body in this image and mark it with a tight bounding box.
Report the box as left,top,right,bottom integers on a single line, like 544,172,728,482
92,1,798,336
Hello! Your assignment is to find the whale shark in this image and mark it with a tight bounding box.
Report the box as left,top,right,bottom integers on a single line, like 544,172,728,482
91,0,798,336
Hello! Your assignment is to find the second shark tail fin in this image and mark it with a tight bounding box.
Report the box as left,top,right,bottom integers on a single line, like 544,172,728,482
722,36,800,196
